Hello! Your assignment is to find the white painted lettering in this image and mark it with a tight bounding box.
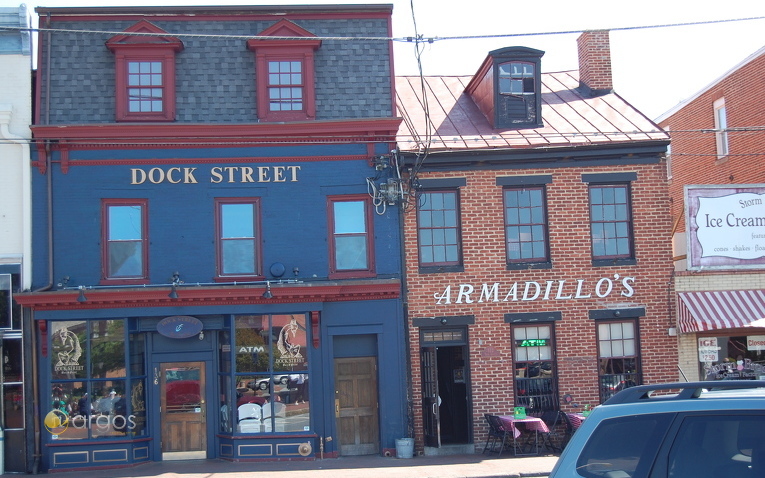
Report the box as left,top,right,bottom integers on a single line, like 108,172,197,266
555,280,572,300
166,167,182,184
523,281,541,301
574,279,591,299
131,168,146,185
456,284,474,303
479,283,500,302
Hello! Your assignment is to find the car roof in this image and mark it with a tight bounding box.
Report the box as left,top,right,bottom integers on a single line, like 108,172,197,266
603,380,765,405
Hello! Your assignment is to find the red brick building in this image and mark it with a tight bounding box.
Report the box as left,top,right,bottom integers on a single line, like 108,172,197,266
395,31,677,454
656,45,765,384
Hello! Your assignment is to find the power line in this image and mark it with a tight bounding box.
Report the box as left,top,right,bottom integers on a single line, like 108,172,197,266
2,126,763,146
1,15,763,43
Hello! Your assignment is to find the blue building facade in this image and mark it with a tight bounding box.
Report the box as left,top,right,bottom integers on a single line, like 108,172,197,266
17,5,407,472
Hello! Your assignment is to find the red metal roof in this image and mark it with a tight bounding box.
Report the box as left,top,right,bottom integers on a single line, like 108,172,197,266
396,71,668,153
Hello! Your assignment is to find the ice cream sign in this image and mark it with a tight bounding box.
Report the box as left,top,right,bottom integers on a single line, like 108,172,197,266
686,186,765,269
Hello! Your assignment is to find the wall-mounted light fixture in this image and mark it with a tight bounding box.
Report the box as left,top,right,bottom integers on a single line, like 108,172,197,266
262,281,273,299
77,286,87,303
168,271,181,299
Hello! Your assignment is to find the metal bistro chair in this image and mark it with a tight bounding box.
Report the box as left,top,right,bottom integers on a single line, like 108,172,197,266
536,410,563,454
560,411,576,450
483,414,513,457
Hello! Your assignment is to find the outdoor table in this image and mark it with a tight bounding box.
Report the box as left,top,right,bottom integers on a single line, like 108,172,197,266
567,412,586,430
497,415,550,456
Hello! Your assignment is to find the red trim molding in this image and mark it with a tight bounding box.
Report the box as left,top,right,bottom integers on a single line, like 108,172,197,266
30,119,401,144
14,280,400,311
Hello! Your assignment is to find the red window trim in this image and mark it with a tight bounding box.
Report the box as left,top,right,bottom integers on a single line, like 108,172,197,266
247,19,321,122
214,197,264,280
101,198,149,284
106,20,183,122
327,194,375,279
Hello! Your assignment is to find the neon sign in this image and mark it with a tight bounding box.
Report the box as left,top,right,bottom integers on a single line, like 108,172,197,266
517,339,548,347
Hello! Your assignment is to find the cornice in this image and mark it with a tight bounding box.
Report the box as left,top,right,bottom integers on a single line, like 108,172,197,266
30,119,402,145
14,280,401,311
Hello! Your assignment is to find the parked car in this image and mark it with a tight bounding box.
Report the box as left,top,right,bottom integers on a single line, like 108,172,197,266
549,380,765,478
246,375,290,391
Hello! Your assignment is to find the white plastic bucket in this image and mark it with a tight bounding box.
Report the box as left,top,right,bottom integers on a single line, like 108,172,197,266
395,438,414,459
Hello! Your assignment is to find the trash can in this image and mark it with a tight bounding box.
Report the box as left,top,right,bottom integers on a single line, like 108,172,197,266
395,438,414,459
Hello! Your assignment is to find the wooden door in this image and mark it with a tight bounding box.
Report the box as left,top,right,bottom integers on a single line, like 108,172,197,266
334,357,379,455
421,347,440,447
161,362,207,459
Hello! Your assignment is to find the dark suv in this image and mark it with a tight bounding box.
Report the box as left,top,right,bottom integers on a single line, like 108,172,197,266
549,381,765,478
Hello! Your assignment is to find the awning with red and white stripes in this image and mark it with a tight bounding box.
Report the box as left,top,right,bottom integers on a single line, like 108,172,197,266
677,290,765,333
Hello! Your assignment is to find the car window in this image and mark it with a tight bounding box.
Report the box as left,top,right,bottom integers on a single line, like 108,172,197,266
666,414,765,478
576,414,672,478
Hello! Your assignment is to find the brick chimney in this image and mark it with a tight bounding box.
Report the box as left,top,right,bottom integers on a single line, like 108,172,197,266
577,30,613,95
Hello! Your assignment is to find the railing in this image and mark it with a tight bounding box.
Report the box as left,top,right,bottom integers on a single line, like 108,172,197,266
515,377,556,414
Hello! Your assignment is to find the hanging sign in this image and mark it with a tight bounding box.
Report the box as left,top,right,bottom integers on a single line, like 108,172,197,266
157,316,203,339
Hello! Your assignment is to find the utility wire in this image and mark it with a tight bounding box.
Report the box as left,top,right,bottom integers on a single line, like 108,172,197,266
3,126,765,147
1,15,763,43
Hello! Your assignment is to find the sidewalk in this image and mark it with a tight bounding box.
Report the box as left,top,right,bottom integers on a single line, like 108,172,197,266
43,453,558,478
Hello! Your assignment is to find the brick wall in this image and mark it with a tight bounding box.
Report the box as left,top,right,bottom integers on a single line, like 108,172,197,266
403,160,676,449
659,50,765,235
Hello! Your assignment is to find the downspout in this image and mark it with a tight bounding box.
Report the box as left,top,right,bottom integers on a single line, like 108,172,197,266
30,14,54,473
395,149,415,440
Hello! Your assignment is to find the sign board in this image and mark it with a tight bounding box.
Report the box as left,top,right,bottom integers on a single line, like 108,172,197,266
698,337,720,363
685,185,765,270
157,316,203,339
747,335,765,351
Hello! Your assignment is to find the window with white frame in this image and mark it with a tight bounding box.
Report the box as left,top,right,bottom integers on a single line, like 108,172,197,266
714,98,729,158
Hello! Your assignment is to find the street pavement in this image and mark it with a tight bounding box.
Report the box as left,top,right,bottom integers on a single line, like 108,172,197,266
40,453,558,478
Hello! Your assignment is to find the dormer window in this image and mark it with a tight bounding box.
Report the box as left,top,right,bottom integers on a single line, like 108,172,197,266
247,20,321,122
465,46,544,130
268,60,304,112
498,62,535,96
106,21,183,122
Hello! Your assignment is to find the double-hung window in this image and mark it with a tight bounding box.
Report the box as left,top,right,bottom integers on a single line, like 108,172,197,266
584,173,637,266
498,176,551,269
417,190,462,269
504,187,549,266
102,199,148,282
597,320,640,402
328,195,374,278
512,324,557,414
216,198,261,279
714,98,729,159
127,60,164,114
247,19,320,122
268,61,304,112
106,21,183,122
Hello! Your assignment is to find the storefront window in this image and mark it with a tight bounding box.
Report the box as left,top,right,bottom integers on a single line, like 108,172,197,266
701,335,765,380
47,320,146,440
233,314,310,433
513,325,557,413
3,335,24,428
598,320,640,402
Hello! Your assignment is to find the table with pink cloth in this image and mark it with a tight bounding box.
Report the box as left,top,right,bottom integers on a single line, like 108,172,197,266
567,412,586,430
497,415,550,455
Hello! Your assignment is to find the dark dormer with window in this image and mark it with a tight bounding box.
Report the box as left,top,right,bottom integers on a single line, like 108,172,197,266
465,46,544,130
